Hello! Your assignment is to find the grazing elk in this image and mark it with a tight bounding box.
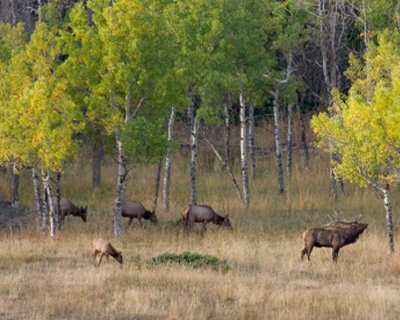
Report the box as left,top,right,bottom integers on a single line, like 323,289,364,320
60,197,87,222
120,200,158,227
301,221,368,262
181,204,232,233
92,238,123,267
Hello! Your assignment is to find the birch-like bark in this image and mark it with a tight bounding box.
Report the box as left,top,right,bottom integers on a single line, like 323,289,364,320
42,183,49,229
42,171,56,240
92,137,103,191
114,137,126,238
37,0,42,22
163,107,176,212
296,93,309,167
286,105,293,179
224,100,232,167
9,0,16,26
383,184,395,254
152,161,162,212
248,104,256,179
239,92,250,207
273,89,284,194
189,106,199,205
32,167,46,231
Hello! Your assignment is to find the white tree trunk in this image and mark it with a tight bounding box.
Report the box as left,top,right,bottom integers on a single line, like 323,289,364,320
114,137,126,238
152,161,162,212
163,107,176,212
273,89,284,194
383,184,395,254
189,106,199,205
239,92,250,207
286,105,293,179
224,102,231,164
42,171,56,240
248,104,256,179
32,167,46,231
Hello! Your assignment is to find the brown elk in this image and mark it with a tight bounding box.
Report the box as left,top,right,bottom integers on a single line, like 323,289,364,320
92,238,123,267
301,221,368,262
181,204,232,233
60,198,87,222
120,200,158,227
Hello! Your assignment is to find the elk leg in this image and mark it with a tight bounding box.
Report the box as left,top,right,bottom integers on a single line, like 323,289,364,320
106,254,109,263
93,250,99,266
128,217,133,226
98,253,105,267
301,248,308,260
138,218,143,228
332,247,339,262
306,245,313,261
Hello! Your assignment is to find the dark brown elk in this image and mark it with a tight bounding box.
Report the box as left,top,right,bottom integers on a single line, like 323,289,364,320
60,198,87,222
301,221,368,262
92,238,123,267
181,204,232,233
120,200,158,227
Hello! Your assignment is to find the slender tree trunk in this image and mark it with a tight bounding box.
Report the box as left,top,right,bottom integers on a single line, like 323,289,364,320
163,107,176,212
10,161,19,207
248,104,256,179
239,92,250,207
37,0,42,22
224,99,232,168
114,137,126,238
42,182,49,229
189,106,199,205
296,93,309,167
273,88,284,194
42,171,56,240
9,0,16,26
55,172,62,229
382,184,395,254
204,137,244,203
152,161,162,212
286,105,293,179
32,167,46,231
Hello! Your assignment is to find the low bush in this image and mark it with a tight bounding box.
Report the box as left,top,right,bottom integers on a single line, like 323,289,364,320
152,251,229,271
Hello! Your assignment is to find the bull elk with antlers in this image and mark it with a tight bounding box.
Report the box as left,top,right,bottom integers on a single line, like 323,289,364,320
301,220,368,262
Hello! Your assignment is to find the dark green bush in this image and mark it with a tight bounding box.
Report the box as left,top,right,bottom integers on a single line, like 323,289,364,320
152,251,229,271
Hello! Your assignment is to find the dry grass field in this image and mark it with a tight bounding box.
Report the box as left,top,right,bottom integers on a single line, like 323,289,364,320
1,137,400,319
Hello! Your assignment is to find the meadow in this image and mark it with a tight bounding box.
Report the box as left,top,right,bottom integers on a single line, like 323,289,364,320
0,124,400,320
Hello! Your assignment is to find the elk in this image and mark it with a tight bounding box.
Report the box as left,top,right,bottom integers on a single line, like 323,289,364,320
60,197,87,222
120,200,158,227
301,220,368,262
181,204,232,233
92,238,123,267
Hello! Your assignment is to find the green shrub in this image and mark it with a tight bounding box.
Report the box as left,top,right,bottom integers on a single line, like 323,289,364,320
152,251,229,271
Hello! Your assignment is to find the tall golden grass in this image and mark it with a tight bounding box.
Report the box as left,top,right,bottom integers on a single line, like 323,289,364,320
0,124,399,319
